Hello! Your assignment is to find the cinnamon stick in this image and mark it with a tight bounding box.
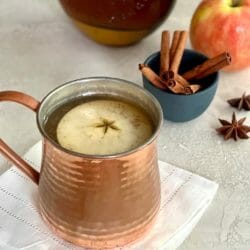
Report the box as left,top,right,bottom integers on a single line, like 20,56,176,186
170,31,188,74
196,55,231,79
170,71,190,87
161,70,173,81
139,64,166,89
182,52,231,80
169,31,181,60
183,87,193,95
139,30,204,95
189,84,201,93
176,74,200,93
162,79,188,94
139,64,189,94
161,70,201,94
160,31,170,77
175,74,192,87
161,71,191,94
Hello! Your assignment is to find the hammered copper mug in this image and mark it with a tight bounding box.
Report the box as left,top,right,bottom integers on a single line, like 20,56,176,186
0,77,163,248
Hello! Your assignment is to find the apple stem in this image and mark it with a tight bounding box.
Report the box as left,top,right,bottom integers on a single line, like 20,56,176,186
231,0,241,7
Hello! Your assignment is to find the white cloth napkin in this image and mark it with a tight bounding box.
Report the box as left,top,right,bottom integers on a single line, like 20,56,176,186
0,141,218,250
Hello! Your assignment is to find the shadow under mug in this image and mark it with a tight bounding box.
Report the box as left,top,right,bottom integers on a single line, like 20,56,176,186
0,77,163,248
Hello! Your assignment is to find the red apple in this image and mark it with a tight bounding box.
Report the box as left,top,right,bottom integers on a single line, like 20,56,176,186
190,0,250,71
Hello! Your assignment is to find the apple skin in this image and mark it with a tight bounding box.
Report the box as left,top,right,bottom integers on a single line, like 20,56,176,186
190,0,250,71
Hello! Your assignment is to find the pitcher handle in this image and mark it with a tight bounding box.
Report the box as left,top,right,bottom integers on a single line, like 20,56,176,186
0,91,40,184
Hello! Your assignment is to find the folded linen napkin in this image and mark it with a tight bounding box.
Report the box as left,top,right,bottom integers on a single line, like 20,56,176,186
0,141,218,250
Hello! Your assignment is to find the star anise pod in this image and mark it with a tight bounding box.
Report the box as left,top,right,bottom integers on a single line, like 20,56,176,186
216,112,250,141
227,92,250,111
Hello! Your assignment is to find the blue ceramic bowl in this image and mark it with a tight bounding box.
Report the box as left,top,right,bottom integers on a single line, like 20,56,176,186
142,49,219,122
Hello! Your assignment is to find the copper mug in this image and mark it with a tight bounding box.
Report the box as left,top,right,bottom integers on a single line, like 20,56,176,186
0,77,163,248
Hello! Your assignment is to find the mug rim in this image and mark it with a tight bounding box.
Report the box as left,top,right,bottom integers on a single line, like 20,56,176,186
36,76,163,159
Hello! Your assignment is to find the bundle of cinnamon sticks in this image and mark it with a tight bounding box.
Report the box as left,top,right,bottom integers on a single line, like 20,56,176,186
139,30,231,95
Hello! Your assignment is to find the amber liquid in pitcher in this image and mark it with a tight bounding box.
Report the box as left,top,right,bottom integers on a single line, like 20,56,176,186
59,0,175,45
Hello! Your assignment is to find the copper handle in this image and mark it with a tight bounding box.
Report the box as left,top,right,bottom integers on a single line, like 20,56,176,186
0,91,40,184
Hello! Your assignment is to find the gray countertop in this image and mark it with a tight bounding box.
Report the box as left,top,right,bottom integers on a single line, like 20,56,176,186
0,1,250,249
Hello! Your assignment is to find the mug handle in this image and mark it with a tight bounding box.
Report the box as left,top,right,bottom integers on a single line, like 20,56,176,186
0,91,40,184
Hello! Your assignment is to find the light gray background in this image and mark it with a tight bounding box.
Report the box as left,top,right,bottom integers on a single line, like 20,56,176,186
0,1,250,249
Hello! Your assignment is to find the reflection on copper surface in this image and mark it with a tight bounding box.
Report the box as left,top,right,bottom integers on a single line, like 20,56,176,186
38,138,160,248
